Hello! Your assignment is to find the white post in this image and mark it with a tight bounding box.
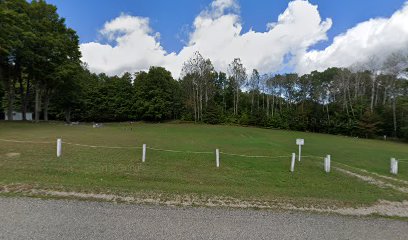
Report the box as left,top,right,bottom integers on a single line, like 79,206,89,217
298,145,301,161
216,149,220,168
57,138,62,157
390,158,398,175
390,158,393,174
142,144,146,162
290,153,296,172
325,155,331,173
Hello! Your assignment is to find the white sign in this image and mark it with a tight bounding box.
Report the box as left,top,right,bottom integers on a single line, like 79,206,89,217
296,139,304,161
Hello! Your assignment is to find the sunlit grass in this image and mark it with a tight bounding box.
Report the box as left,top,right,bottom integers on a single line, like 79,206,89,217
0,121,407,206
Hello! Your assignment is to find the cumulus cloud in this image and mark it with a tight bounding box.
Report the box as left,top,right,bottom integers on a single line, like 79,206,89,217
176,0,331,76
80,0,333,78
80,14,172,75
80,0,408,78
296,2,408,74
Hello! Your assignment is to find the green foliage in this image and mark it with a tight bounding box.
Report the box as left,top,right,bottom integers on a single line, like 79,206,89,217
202,102,223,124
0,1,406,140
134,67,180,121
358,111,382,138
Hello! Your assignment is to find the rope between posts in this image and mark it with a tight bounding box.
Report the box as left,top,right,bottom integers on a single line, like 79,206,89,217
0,138,53,144
63,142,142,149
220,152,289,159
146,147,213,154
302,155,325,160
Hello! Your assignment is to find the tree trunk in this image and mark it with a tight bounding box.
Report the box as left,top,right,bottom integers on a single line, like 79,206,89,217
200,86,203,121
222,84,226,114
251,91,254,114
272,95,275,117
65,107,71,123
370,75,376,112
392,92,397,138
7,78,15,121
18,75,25,120
34,82,41,122
266,95,269,117
236,87,239,115
43,90,50,121
23,79,30,119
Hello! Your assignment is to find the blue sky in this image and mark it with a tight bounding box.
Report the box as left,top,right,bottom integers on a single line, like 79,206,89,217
45,0,408,77
48,0,405,52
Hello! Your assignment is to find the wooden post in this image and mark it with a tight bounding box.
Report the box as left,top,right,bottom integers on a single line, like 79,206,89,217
57,138,62,157
216,149,220,168
142,144,146,162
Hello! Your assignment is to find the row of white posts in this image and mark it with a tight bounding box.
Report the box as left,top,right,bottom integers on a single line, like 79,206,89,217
55,138,399,175
290,152,331,173
56,139,220,167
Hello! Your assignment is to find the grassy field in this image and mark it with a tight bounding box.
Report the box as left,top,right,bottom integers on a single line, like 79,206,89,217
1,121,408,207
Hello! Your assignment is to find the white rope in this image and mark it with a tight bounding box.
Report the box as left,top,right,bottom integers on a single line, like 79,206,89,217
220,151,289,159
0,138,53,144
302,155,325,159
146,147,212,154
63,142,142,149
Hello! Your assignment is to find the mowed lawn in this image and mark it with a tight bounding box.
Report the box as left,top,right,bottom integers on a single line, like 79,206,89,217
1,121,408,206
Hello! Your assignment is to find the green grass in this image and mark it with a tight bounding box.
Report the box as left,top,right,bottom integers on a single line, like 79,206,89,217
0,121,407,206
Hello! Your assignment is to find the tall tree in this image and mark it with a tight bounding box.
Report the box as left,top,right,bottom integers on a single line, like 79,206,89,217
248,69,260,114
382,53,408,137
134,67,179,121
228,58,246,115
27,0,81,122
0,0,31,120
181,51,214,122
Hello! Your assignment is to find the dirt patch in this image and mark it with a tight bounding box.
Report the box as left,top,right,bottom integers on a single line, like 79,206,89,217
286,200,408,218
334,167,408,194
1,184,408,218
359,169,408,186
4,153,20,158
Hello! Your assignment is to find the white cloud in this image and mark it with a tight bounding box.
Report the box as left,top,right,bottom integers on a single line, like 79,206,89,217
80,14,172,76
80,0,333,78
296,2,408,74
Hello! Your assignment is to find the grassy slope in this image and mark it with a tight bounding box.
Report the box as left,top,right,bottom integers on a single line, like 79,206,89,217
0,121,407,206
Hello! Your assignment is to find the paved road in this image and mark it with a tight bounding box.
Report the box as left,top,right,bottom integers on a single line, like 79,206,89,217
0,197,407,240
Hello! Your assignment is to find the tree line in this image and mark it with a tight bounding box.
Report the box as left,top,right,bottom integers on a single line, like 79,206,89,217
1,0,408,140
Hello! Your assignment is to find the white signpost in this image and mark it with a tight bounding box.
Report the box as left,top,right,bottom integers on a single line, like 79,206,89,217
296,139,304,161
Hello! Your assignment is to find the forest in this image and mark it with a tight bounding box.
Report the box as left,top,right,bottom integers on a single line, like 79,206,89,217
1,0,408,140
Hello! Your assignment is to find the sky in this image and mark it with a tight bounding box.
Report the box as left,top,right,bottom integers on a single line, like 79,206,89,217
47,0,408,78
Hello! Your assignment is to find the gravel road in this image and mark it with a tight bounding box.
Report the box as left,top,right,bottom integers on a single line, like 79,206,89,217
0,197,407,240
